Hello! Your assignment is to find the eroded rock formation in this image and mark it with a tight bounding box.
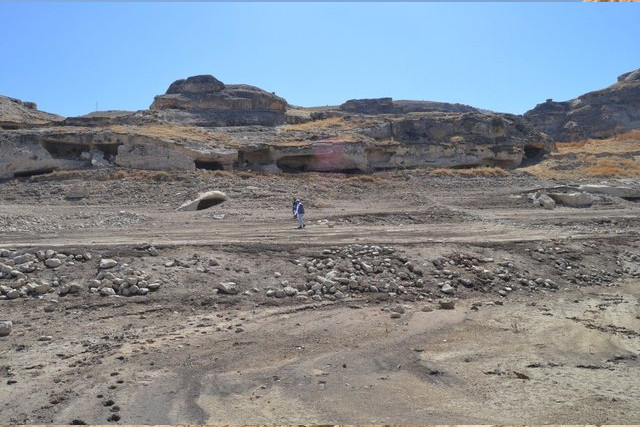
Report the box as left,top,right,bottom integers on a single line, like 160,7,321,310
524,68,640,141
149,75,287,127
0,95,63,129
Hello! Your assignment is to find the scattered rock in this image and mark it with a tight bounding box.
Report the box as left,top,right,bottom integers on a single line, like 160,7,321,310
548,192,593,208
45,258,63,268
99,259,118,269
217,281,239,295
0,320,12,336
100,288,116,296
578,184,640,200
531,192,556,210
439,299,455,310
65,185,89,200
441,283,455,294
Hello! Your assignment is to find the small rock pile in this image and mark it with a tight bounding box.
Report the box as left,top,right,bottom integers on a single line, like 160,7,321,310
526,243,619,287
620,250,640,277
0,248,93,300
267,244,427,302
431,253,531,297
0,211,147,234
88,258,162,297
0,248,162,300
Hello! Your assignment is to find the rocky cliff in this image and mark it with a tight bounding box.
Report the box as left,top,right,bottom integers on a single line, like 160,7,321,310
0,74,555,179
149,75,287,127
0,95,63,129
524,68,640,141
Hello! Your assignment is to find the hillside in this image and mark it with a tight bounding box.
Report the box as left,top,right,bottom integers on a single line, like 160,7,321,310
0,95,63,129
2,69,640,180
524,69,640,141
522,130,640,179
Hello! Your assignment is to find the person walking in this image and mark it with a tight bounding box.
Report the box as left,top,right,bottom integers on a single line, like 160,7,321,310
294,199,305,229
292,198,299,220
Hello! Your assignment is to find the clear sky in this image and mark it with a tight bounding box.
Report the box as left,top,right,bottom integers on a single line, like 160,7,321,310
1,2,638,118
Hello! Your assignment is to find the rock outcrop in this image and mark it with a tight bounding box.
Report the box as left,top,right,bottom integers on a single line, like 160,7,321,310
0,95,63,129
150,75,287,127
340,98,478,115
0,132,83,180
548,192,594,208
0,74,558,178
524,68,640,141
578,184,640,200
116,144,196,171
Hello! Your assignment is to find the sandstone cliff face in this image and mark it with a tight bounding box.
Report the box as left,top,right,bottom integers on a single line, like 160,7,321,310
524,69,640,141
0,74,553,179
0,95,63,129
0,132,83,180
150,75,287,127
234,108,550,172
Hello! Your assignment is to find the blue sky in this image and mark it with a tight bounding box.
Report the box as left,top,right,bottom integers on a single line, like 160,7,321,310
1,2,638,117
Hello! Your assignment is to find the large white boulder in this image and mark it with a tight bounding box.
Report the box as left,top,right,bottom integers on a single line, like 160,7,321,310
578,184,640,199
531,192,556,210
548,192,594,207
178,190,227,211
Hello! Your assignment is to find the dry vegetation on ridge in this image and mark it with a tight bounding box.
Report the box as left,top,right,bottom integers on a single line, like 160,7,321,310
521,130,640,179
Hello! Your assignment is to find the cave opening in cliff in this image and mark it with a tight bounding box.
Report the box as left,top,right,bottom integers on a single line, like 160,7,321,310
41,140,86,159
522,145,545,166
195,160,224,171
94,144,120,160
276,155,314,173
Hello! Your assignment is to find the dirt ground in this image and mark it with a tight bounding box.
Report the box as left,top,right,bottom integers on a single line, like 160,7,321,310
1,169,639,425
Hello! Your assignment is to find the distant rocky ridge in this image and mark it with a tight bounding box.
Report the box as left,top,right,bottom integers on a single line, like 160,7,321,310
1,69,639,179
524,69,640,141
340,97,479,115
0,95,63,129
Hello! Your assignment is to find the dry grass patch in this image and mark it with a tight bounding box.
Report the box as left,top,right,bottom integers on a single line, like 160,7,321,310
209,170,234,178
30,169,87,182
346,174,383,183
556,131,640,155
429,167,510,177
281,116,381,133
523,131,640,179
281,117,344,132
584,158,640,178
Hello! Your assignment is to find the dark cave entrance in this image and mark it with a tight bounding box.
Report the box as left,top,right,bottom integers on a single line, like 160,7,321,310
522,145,546,166
195,160,224,171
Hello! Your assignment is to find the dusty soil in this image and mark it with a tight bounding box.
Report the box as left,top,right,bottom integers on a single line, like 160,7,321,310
1,169,640,425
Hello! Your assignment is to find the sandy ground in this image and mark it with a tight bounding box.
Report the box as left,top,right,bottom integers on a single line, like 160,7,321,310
1,169,639,425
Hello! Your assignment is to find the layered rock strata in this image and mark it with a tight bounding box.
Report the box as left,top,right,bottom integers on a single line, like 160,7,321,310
150,75,287,127
524,68,640,141
0,95,63,129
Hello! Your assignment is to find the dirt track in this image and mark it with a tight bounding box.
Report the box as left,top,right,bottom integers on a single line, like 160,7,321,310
1,170,640,424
